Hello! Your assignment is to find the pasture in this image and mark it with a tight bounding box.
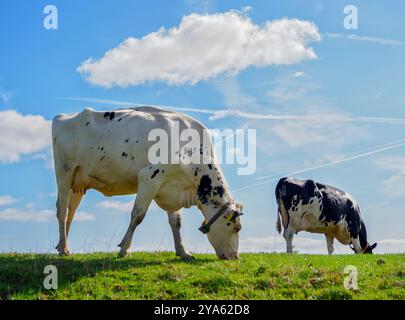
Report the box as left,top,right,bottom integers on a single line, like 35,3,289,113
0,252,404,300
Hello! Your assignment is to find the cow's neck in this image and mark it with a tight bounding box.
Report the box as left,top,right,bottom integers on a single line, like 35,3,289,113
194,163,233,221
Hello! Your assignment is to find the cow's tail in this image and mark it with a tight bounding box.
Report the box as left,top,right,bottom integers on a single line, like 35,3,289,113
276,206,282,234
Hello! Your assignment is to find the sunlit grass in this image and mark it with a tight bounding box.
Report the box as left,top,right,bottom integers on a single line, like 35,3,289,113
0,252,404,300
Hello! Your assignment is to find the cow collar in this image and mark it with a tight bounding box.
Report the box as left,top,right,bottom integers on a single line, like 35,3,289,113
199,202,235,234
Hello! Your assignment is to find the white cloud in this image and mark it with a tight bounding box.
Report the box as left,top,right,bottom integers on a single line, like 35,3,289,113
0,195,18,206
375,156,405,198
0,206,95,222
97,199,160,213
0,207,53,222
0,110,52,163
293,71,305,78
213,77,260,111
75,211,96,221
77,11,320,87
97,199,133,212
265,72,322,105
325,33,404,46
377,239,405,253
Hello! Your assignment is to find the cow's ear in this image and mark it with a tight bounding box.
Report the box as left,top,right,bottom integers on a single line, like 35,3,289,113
370,242,377,250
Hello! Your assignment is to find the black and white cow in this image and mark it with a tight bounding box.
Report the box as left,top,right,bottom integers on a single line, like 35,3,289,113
52,107,243,260
275,177,377,254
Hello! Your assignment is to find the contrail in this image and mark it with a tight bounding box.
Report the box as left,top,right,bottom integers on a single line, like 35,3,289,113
64,97,216,115
64,97,405,125
232,138,405,193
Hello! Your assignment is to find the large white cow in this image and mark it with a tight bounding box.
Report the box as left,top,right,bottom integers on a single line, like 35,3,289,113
52,107,243,260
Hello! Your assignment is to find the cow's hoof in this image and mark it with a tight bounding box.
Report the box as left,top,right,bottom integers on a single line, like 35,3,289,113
177,252,195,262
181,255,195,262
56,244,70,256
58,249,71,256
118,250,131,258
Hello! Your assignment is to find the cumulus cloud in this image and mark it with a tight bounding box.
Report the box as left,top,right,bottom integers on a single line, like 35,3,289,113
0,110,52,163
77,11,320,87
0,195,18,206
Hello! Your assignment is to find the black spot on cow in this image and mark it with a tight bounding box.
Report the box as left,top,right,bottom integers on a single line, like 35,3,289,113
103,111,115,120
125,138,129,143
213,185,225,198
85,122,90,126
118,118,122,122
275,178,317,213
208,164,213,170
210,199,221,208
121,152,128,158
197,175,213,204
151,169,160,179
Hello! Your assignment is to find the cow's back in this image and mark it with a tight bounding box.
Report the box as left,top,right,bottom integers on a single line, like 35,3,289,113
52,106,211,196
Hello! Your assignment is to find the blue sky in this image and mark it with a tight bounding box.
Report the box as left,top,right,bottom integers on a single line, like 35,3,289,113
1,0,405,254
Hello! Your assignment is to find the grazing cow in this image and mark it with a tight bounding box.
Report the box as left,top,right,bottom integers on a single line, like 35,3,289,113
275,177,377,254
52,107,243,260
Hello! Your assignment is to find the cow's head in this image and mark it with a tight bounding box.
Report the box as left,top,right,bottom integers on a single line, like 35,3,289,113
199,202,243,260
362,242,377,254
349,242,377,254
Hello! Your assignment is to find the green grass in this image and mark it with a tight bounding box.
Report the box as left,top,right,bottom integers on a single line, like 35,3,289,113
0,252,404,300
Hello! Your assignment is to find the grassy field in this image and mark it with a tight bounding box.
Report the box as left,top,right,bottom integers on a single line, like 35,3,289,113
0,252,404,300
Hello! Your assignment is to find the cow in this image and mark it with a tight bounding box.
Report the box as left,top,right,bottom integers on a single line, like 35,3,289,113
275,177,377,254
52,106,243,260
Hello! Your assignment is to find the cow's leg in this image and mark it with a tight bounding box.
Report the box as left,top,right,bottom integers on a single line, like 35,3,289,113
55,183,71,256
66,191,83,237
325,234,334,255
283,228,295,253
167,210,193,261
118,167,163,257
